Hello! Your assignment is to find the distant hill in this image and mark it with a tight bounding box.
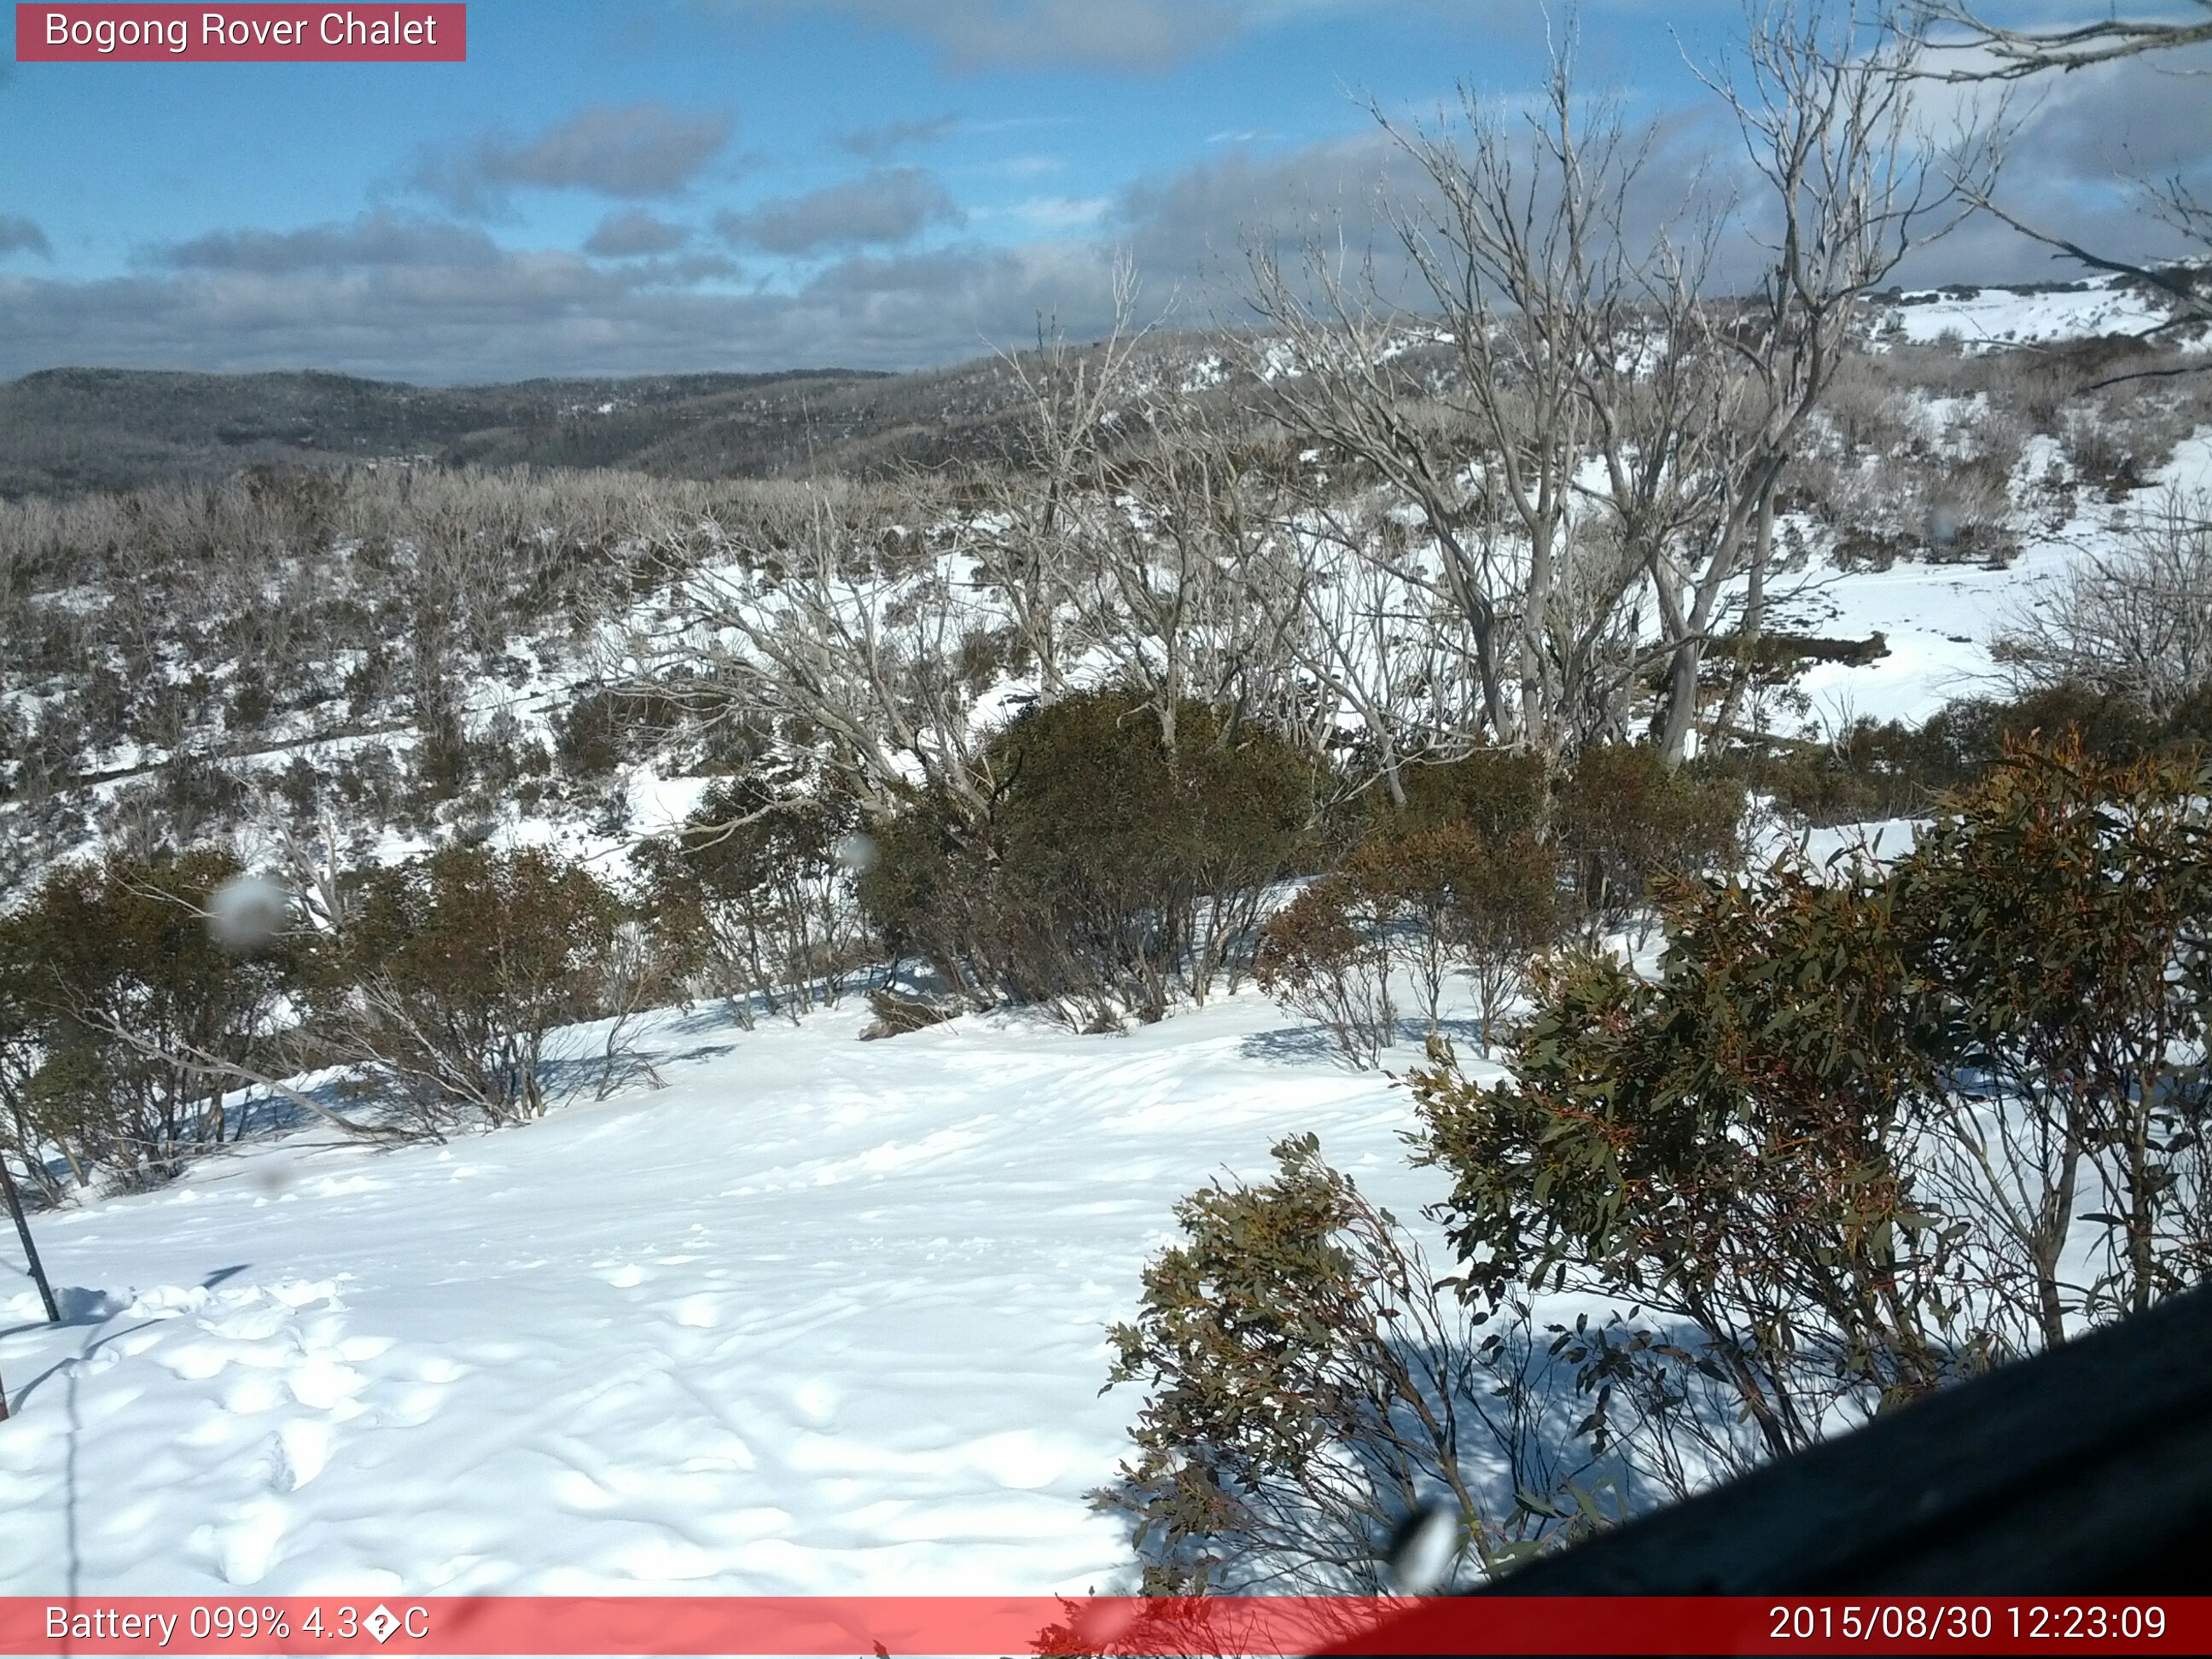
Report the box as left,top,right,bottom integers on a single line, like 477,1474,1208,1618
0,359,1066,496
7,276,2190,498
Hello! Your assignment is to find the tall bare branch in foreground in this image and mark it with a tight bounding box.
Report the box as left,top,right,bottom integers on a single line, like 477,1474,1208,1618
1918,1,2211,79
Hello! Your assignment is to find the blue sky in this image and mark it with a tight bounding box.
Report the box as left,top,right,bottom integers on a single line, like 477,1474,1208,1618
0,1,2203,381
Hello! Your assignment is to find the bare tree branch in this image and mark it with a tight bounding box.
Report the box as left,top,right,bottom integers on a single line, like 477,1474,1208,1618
1917,1,2212,80
80,1010,413,1147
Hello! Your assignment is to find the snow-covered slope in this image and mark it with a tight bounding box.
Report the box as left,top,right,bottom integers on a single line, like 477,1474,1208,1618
0,993,1446,1595
1764,431,2212,731
1876,274,2175,353
7,274,2210,1596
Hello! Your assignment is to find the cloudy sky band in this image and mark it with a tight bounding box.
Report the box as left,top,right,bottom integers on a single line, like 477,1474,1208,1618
0,0,2202,381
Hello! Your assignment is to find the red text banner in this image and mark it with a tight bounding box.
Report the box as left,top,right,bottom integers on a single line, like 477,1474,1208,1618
0,1596,2204,1656
15,5,465,61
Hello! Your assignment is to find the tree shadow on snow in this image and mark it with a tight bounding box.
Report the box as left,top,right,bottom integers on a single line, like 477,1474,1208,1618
1237,1026,1348,1066
2,1285,131,1340
1094,1327,1650,1596
1237,1016,1492,1070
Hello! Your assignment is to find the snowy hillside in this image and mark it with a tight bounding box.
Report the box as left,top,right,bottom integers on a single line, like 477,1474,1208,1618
0,992,1447,1595
4,273,2204,896
4,268,2209,1599
1875,274,2178,353
1771,430,2212,728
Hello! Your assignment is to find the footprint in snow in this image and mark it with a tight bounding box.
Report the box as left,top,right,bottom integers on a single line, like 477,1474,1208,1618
192,1495,289,1586
125,1281,388,1477
964,1429,1074,1491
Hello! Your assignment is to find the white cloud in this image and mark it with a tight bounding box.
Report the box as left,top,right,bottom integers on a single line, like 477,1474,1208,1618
414,103,736,213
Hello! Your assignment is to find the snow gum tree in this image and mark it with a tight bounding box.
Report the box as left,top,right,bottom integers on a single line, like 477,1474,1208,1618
1248,3,1992,766
1650,1,1994,761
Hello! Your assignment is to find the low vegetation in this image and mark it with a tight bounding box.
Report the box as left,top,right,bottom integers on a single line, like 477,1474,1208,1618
1106,740,2212,1589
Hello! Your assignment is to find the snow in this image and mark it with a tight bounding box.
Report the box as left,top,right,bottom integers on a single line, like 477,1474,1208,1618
0,992,1452,1595
621,772,719,840
1767,428,2212,736
1256,341,1302,381
1877,276,2171,353
1783,553,2017,726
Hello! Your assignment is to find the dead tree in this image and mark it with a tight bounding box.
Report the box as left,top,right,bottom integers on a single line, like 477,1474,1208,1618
1248,248,1516,751
1270,486,1493,806
1248,44,1668,760
1993,488,2212,714
1918,1,2211,79
1247,26,1791,765
637,478,1004,830
1069,403,1309,756
1650,0,1992,761
969,263,1151,698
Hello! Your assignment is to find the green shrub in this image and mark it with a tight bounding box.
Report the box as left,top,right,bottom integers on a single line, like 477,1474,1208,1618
634,770,869,1024
1260,825,1567,1062
854,789,997,1003
0,849,293,1189
1556,743,1741,928
306,846,625,1128
1253,873,1399,1066
1099,1133,1604,1592
1743,682,2212,828
1411,858,1961,1476
1441,830,1566,1052
861,690,1313,1021
1890,741,2212,1339
1409,739,2212,1483
1389,748,1551,841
